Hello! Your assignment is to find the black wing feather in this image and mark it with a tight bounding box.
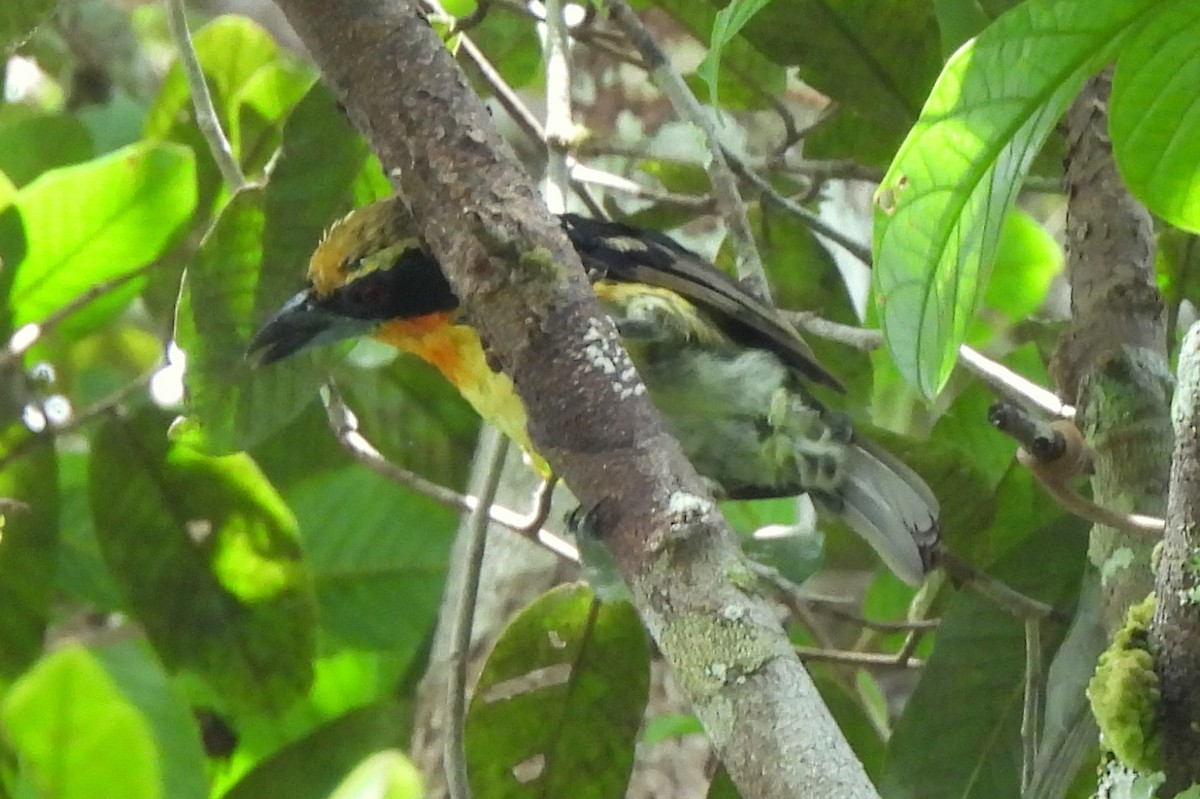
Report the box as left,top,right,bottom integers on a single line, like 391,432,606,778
561,214,844,392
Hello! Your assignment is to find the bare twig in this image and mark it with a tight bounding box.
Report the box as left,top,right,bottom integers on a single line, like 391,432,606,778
794,645,923,670
787,312,1077,420
163,0,246,190
990,401,1164,537
1021,618,1042,793
541,0,573,215
938,549,1066,623
601,0,768,299
731,160,874,266
0,375,152,473
320,382,580,562
445,427,509,799
1,264,155,370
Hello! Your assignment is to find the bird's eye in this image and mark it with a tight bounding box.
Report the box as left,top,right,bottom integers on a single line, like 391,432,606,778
348,278,387,309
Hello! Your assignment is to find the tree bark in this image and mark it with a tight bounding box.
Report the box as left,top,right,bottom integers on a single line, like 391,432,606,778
1052,70,1170,634
1153,322,1200,793
268,0,880,795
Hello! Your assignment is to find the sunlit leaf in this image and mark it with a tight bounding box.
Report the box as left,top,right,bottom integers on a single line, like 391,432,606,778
95,640,209,799
224,703,411,799
874,0,1156,396
0,422,57,679
89,410,315,712
1111,0,1200,233
2,646,160,799
3,142,195,337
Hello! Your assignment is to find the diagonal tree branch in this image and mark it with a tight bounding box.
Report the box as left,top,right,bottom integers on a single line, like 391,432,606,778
268,1,880,796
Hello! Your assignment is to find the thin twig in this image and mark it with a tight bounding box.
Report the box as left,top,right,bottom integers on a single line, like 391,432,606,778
938,548,1066,623
568,163,713,210
1021,618,1042,794
788,311,1078,420
1,264,156,370
731,159,875,266
991,401,1164,537
602,0,768,299
959,345,1074,420
752,562,939,633
0,375,152,473
320,382,580,562
541,0,572,215
445,427,509,799
794,645,923,670
163,0,246,191
429,3,607,218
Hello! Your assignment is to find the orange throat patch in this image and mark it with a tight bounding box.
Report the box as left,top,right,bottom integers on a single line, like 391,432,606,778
372,313,541,469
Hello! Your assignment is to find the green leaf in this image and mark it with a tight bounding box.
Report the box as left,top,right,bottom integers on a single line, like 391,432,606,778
88,410,316,712
187,82,375,453
223,703,412,799
288,466,456,652
182,79,373,455
3,141,196,337
466,583,650,799
0,0,54,53
707,767,741,799
641,713,704,745
880,523,1087,799
55,450,124,611
95,640,209,799
328,751,424,799
230,60,317,179
178,187,303,453
873,0,1155,396
983,210,1063,326
0,423,58,680
693,0,785,110
144,15,290,207
2,646,160,799
465,10,542,91
0,113,93,186
1111,0,1200,233
335,357,479,488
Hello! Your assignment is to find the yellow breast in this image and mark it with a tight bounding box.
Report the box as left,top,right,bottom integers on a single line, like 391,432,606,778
374,314,547,475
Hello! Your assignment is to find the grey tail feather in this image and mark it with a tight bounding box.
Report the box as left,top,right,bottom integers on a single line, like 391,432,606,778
817,436,940,586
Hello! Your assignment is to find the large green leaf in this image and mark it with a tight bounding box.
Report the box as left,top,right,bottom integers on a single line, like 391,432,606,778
2,141,195,338
95,640,209,799
0,113,93,186
873,0,1157,396
144,15,291,209
0,0,54,54
223,703,412,799
2,646,160,799
178,188,299,453
88,410,316,712
0,423,58,680
288,466,456,652
881,521,1087,799
466,583,650,799
1111,0,1200,233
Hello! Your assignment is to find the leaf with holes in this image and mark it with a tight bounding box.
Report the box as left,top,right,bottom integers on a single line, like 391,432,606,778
466,583,650,799
873,0,1159,396
88,409,315,712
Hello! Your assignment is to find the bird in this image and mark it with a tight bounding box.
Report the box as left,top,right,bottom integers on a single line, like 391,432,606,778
248,198,940,584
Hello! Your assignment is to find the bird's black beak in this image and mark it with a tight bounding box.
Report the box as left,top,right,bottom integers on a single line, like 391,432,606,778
247,288,372,367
